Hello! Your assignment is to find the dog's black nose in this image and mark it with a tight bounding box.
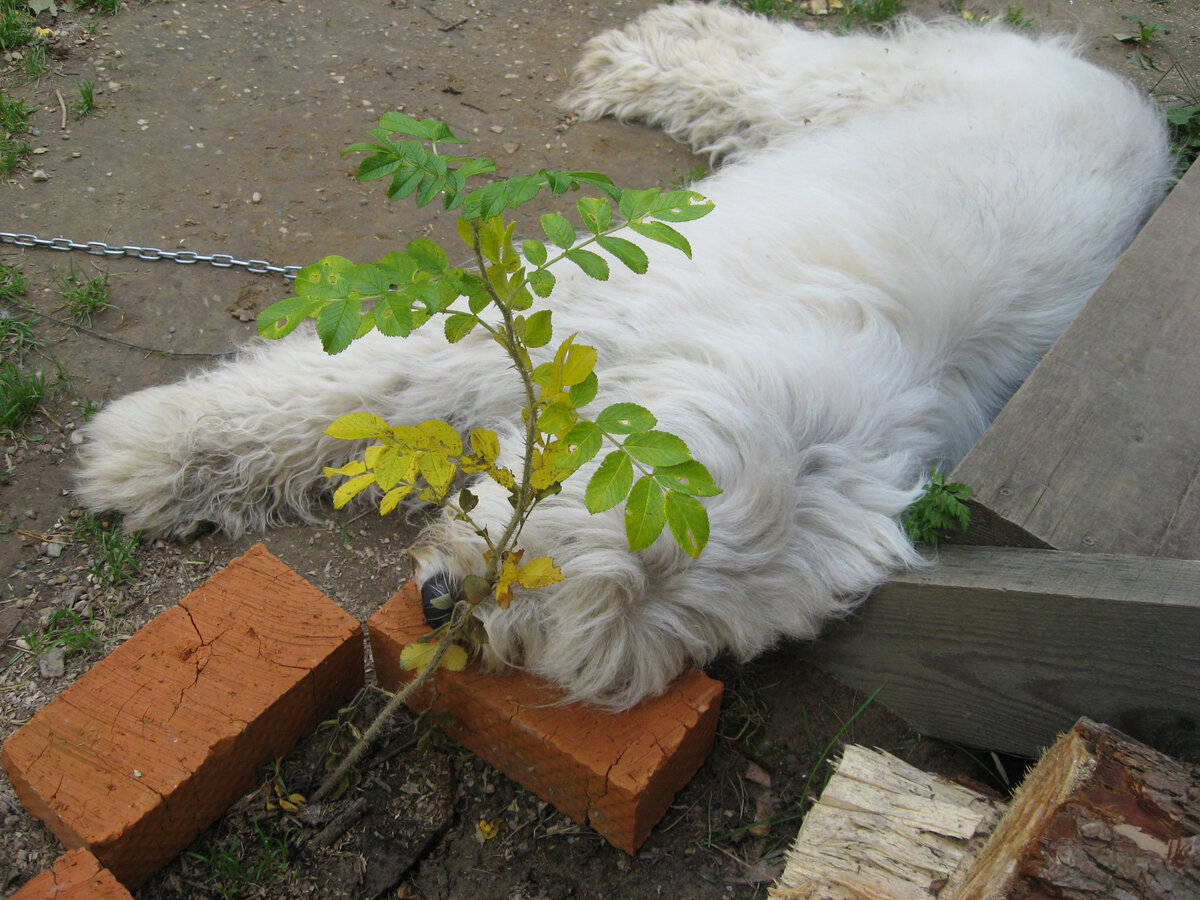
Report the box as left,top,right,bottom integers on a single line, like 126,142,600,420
420,571,463,628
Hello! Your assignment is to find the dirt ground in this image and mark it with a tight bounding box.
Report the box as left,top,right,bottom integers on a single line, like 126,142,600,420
1,1,1198,897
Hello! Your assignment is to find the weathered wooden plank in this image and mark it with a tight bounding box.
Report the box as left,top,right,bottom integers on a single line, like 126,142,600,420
800,546,1200,760
951,162,1200,558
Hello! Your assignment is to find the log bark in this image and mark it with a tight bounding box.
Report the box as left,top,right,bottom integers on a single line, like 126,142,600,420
950,718,1200,899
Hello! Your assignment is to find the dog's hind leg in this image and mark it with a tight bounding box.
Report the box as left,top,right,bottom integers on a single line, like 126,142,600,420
563,2,916,160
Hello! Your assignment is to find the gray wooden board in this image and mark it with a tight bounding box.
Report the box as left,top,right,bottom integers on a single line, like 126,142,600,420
951,162,1200,559
799,546,1200,760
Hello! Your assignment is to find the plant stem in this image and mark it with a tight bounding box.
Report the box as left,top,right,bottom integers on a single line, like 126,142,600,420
311,610,466,802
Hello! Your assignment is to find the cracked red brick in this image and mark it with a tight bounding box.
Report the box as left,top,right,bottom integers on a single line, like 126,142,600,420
368,581,723,854
1,544,364,889
8,847,131,899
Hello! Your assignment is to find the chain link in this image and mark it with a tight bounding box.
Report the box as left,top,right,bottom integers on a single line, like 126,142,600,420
0,231,301,279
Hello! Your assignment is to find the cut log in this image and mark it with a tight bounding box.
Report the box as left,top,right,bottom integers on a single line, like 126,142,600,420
768,745,1007,899
950,717,1200,899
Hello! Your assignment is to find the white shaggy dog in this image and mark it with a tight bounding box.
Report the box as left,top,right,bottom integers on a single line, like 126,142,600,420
77,4,1174,708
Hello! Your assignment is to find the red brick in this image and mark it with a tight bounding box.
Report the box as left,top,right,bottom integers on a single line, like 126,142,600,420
9,848,132,900
368,582,723,854
1,544,364,888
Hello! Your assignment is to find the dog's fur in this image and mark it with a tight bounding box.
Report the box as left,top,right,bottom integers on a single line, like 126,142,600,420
76,4,1174,708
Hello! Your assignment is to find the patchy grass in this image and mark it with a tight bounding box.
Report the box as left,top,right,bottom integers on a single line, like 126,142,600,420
0,1,35,52
73,79,99,118
56,264,113,323
22,608,103,657
0,360,45,432
189,817,295,900
0,89,35,178
74,511,141,586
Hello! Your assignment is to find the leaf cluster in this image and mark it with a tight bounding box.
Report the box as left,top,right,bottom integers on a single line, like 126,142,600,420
902,471,971,547
257,113,718,679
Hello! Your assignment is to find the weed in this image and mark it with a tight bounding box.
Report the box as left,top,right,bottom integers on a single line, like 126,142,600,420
1114,15,1170,70
0,90,35,135
56,264,113,323
902,469,971,546
0,361,45,432
1001,6,1034,29
23,609,102,656
0,2,35,51
73,80,98,118
76,0,122,14
733,0,801,16
0,136,29,177
671,163,708,190
79,396,101,422
22,41,49,78
0,308,40,359
190,818,294,900
839,0,905,32
74,511,141,585
0,260,29,303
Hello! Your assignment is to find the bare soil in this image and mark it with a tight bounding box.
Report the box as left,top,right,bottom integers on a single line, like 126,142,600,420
2,1,1198,897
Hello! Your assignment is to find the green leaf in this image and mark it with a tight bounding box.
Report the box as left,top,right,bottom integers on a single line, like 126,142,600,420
623,431,692,467
596,235,649,274
596,403,656,434
257,296,323,339
378,111,467,143
528,268,556,298
524,309,553,348
577,196,613,234
665,492,709,557
569,371,598,407
356,153,404,183
618,188,662,221
444,313,478,343
585,451,634,514
294,256,356,300
652,191,714,222
537,400,575,436
557,421,602,470
316,298,364,355
523,239,548,267
625,475,667,551
541,213,576,250
373,291,414,338
565,249,609,281
407,238,448,274
628,221,693,258
653,460,722,497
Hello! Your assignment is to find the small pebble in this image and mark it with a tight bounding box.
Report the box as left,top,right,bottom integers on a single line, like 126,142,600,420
38,647,67,679
251,191,262,203
31,169,50,182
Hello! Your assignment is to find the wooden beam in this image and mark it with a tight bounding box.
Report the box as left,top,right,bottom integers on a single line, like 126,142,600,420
800,546,1200,760
951,162,1200,558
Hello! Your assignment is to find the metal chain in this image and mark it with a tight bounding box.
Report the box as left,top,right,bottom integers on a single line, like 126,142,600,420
0,230,301,280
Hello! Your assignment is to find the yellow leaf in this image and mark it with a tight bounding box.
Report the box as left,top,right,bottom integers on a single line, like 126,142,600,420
326,412,392,440
516,556,563,591
417,451,456,495
489,465,516,489
287,792,307,805
470,427,501,463
379,486,410,515
530,465,567,491
323,459,367,478
494,549,524,609
476,817,502,841
399,639,468,673
332,472,376,508
419,419,463,455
